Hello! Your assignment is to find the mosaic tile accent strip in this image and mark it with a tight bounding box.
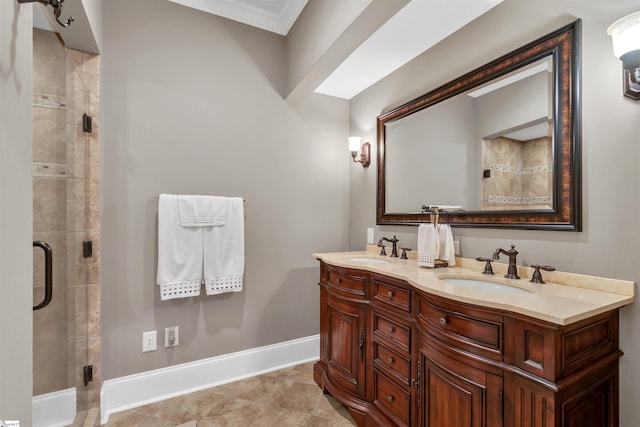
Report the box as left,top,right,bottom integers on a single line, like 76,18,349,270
34,92,67,109
487,195,552,205
489,163,552,174
33,162,67,177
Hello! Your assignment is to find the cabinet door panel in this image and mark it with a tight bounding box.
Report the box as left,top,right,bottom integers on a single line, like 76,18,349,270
326,294,367,397
421,346,503,427
563,378,611,427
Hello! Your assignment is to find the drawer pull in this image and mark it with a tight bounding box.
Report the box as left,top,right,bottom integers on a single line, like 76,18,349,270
387,327,395,333
387,395,394,402
439,317,447,326
335,278,342,284
386,291,393,298
387,357,394,364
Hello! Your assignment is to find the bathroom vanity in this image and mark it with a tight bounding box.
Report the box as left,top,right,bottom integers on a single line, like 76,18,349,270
313,249,634,427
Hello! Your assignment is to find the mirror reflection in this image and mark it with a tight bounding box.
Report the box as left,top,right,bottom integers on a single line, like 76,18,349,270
384,57,553,213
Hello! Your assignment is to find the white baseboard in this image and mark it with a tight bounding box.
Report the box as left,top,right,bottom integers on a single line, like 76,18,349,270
32,387,76,427
100,334,320,424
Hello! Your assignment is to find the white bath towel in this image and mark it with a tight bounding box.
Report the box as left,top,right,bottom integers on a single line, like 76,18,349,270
204,197,245,295
178,195,227,227
418,224,439,268
157,194,203,300
437,224,456,266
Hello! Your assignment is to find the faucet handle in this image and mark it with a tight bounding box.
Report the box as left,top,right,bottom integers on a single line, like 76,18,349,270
377,239,387,256
475,257,495,275
400,247,411,260
529,265,556,284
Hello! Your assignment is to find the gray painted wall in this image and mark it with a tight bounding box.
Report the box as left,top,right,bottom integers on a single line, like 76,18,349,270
101,0,350,379
0,1,33,424
348,1,640,425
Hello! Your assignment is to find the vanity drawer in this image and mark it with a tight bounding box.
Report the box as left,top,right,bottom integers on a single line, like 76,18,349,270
374,341,411,386
374,312,411,353
373,278,411,313
325,265,367,297
418,294,503,360
373,370,411,427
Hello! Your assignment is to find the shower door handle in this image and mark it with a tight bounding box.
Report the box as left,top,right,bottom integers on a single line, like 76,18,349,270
33,240,53,311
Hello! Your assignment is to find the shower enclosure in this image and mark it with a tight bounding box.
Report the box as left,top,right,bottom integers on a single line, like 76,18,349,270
31,28,101,426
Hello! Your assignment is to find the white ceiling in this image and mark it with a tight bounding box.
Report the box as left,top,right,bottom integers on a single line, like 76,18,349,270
167,0,309,36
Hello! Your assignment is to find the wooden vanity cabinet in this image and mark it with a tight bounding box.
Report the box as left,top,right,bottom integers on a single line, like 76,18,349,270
314,261,622,427
316,263,369,402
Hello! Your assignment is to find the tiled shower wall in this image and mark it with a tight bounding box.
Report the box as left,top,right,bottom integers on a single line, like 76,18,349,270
481,132,552,209
32,28,101,416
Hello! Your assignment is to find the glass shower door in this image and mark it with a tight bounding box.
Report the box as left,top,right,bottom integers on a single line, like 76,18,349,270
32,27,100,426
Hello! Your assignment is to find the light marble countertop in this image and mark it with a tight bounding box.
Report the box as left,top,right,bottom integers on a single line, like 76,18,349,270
314,247,635,326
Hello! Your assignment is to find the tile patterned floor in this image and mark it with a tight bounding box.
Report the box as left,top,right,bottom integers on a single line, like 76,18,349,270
102,362,357,426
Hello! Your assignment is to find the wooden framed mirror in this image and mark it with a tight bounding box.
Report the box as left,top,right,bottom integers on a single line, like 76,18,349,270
377,20,581,230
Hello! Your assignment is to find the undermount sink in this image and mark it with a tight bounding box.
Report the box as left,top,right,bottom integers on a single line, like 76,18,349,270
439,276,532,295
348,257,390,264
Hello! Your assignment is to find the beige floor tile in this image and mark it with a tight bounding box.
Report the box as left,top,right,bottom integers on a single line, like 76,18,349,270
101,362,356,427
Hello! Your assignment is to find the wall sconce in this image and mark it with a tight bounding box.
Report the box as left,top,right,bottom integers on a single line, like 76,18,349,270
608,11,640,100
17,0,74,27
348,137,370,167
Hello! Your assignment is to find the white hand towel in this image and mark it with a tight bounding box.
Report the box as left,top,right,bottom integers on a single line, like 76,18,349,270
204,197,245,295
157,194,203,300
437,224,456,266
445,224,457,266
178,195,227,227
418,224,439,268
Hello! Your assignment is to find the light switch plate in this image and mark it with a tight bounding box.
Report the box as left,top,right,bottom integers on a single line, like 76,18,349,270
367,228,374,245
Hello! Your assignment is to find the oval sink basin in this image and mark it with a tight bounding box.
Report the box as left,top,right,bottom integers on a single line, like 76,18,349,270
439,277,531,295
348,257,390,264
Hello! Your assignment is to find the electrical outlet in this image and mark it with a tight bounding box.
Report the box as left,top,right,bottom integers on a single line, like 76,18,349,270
454,240,461,256
142,330,157,352
165,326,179,347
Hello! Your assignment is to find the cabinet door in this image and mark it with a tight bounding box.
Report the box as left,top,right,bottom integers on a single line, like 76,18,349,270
420,344,503,427
326,293,367,397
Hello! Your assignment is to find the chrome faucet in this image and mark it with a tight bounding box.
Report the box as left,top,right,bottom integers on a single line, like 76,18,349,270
492,244,520,279
381,235,400,257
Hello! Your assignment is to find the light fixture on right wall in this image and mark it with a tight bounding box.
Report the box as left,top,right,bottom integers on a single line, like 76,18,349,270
608,11,640,100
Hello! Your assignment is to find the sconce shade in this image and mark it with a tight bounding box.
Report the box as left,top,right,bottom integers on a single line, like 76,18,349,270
608,11,640,62
608,11,640,100
348,136,362,152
